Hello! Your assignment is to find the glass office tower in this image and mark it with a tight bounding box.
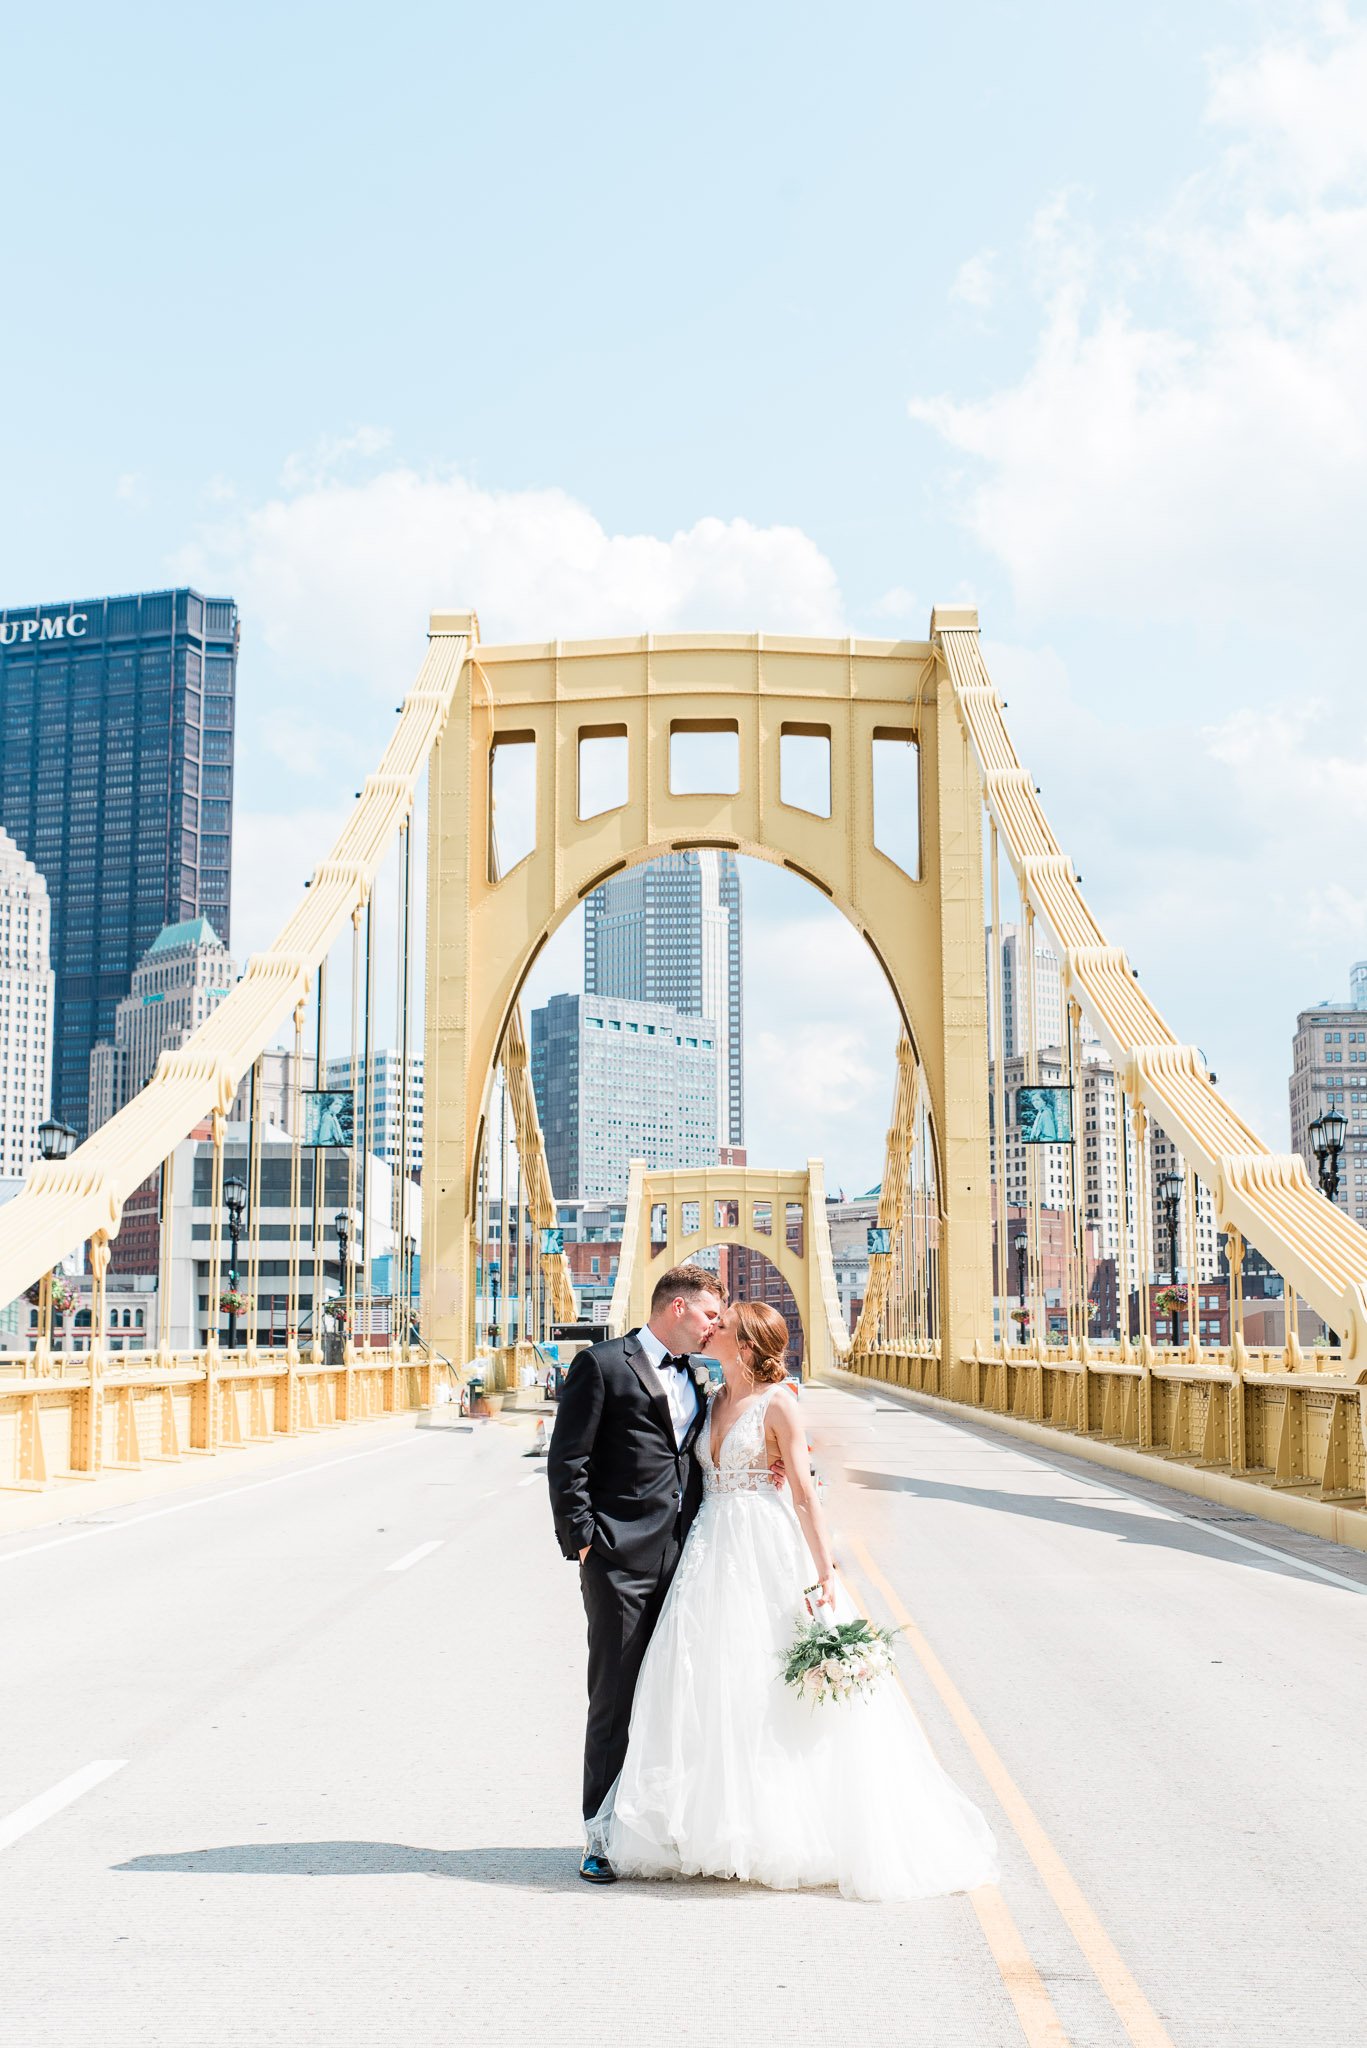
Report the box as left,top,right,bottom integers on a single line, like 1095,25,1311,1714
584,849,744,1148
0,588,238,1134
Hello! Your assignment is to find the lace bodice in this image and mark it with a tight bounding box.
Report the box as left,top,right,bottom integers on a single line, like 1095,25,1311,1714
698,1386,780,1495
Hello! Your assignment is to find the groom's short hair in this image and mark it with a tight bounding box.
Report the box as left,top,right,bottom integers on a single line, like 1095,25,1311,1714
650,1264,728,1314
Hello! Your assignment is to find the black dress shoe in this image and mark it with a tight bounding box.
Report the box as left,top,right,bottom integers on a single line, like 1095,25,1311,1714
579,1849,617,1884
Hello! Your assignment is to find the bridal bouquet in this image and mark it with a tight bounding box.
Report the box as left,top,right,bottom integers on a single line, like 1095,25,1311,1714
783,1611,899,1706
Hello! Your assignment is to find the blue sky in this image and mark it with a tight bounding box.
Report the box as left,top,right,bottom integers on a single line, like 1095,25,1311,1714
5,1,1367,1186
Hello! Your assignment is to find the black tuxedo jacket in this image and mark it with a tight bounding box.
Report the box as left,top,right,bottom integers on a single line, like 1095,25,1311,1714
547,1329,708,1571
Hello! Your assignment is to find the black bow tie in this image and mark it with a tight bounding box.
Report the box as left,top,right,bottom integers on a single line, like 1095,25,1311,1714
664,1353,692,1374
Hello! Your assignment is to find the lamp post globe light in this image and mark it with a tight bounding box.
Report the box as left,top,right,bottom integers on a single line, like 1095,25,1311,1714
32,1119,78,1360
37,1116,77,1164
1309,1109,1347,1347
1309,1109,1347,1203
223,1174,247,1351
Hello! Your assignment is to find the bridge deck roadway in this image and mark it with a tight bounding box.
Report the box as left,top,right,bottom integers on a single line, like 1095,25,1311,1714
2,1381,1366,2048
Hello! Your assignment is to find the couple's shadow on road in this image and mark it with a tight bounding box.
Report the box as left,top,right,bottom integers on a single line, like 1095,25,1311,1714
117,1843,583,1890
117,1843,808,1901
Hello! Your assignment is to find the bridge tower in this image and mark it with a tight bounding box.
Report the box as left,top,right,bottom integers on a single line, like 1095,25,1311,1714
423,610,994,1379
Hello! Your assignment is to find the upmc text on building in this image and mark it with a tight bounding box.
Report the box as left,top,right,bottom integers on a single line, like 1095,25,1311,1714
0,587,239,1134
0,611,93,645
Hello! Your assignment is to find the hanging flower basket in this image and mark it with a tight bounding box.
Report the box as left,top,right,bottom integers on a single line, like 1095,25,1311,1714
1154,1287,1185,1319
24,1277,76,1310
25,1276,76,1315
322,1298,350,1331
219,1287,252,1316
1009,1307,1031,1332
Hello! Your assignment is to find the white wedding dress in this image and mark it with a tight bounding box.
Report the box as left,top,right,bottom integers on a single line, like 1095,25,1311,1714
590,1385,1000,1902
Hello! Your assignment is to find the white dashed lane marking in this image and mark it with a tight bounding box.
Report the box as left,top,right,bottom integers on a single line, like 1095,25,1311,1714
0,1761,127,1851
386,1541,445,1573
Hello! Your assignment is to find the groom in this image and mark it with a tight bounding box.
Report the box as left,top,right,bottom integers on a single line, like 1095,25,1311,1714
548,1264,725,1883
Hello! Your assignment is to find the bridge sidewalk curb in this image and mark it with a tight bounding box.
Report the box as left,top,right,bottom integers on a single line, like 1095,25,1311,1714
824,1368,1367,1561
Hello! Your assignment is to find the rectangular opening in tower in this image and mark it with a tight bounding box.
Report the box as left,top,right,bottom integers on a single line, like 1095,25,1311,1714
779,722,831,817
488,731,537,880
578,723,629,819
871,728,920,879
669,719,739,795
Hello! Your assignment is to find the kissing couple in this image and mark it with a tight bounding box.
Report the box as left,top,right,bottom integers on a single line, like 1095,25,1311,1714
547,1264,999,1902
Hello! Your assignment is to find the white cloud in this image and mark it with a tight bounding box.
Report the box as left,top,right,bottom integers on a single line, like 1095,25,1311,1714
909,14,1367,628
949,250,997,309
1207,4,1367,195
175,461,847,752
867,584,920,623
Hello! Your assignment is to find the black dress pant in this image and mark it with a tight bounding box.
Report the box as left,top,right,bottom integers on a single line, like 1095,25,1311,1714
579,1533,682,1824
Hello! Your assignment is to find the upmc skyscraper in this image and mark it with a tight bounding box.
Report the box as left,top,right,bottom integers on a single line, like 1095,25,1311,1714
0,588,238,1134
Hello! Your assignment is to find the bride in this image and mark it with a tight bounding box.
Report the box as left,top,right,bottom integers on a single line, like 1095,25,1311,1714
590,1300,1000,1902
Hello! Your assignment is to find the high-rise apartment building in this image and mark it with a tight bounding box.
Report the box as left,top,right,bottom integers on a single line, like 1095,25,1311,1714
1290,966,1367,1227
585,850,743,1149
88,917,236,1132
0,827,55,1178
323,1048,424,1179
530,991,719,1200
988,923,1098,1060
990,1046,1219,1282
0,588,238,1134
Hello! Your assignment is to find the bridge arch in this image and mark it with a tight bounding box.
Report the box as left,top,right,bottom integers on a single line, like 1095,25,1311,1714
425,617,991,1367
605,1160,849,1375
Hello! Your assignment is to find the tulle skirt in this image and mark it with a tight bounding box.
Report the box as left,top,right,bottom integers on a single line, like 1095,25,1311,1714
591,1486,1000,1902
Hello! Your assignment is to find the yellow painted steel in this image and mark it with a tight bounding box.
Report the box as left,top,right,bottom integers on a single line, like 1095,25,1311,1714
605,1158,849,1375
938,622,1367,1360
845,612,1367,1543
423,618,993,1382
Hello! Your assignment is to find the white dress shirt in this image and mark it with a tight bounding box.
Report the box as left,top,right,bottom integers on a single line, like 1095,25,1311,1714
635,1322,701,1447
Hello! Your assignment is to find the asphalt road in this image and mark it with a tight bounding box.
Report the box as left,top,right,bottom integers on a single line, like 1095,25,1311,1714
3,1381,1365,2048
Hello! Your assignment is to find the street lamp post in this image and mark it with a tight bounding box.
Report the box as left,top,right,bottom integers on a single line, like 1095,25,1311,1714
1309,1109,1347,1345
224,1174,246,1351
1158,1170,1182,1345
488,1258,501,1348
35,1118,77,1360
331,1209,351,1361
1012,1230,1028,1344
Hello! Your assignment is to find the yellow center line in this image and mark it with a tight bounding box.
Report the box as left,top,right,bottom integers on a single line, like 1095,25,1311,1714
971,1885,1075,2048
840,1567,1072,2047
845,1531,1177,2048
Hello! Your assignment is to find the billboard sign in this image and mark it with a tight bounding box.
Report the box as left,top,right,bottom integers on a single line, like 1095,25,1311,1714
1016,1085,1073,1145
300,1089,356,1148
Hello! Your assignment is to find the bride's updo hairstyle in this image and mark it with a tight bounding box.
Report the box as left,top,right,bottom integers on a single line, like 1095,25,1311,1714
734,1301,789,1384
